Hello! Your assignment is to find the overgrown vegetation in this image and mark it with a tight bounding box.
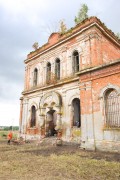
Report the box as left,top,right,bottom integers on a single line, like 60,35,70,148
58,4,89,38
0,139,119,180
59,20,67,34
116,32,120,39
74,4,89,25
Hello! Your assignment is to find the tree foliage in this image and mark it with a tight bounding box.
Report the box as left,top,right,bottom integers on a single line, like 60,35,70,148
32,42,39,50
74,4,89,25
59,20,67,34
116,32,120,39
1,126,19,131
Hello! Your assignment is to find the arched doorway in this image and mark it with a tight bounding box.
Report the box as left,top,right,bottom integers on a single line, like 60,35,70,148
46,110,57,136
72,98,81,127
40,91,62,137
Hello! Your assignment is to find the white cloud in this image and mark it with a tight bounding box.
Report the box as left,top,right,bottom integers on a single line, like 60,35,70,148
0,0,49,25
0,103,19,126
0,0,49,14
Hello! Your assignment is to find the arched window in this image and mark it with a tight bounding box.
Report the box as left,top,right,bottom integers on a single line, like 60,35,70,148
105,89,120,128
55,58,60,80
72,98,81,127
31,105,36,127
72,51,79,73
46,62,51,83
33,68,38,86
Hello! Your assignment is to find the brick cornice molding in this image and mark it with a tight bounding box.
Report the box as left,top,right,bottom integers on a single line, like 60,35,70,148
77,59,120,76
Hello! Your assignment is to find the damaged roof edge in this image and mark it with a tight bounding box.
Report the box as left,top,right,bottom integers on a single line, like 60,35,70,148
24,16,120,64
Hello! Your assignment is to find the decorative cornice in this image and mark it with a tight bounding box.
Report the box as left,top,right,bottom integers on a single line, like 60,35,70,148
76,59,120,75
24,17,120,64
22,76,79,95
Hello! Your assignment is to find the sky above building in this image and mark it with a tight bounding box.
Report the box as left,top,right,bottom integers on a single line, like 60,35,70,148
0,0,120,126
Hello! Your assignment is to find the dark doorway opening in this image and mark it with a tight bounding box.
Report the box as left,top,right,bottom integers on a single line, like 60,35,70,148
46,110,57,136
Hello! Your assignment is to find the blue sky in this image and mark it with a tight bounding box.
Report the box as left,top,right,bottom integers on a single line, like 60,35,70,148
0,0,120,126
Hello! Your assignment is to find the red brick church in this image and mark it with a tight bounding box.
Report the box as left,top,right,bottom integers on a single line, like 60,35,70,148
20,17,120,152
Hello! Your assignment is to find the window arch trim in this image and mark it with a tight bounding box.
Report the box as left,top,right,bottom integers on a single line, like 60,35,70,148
99,84,120,99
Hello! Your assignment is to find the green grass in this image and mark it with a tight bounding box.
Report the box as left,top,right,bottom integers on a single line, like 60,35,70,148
0,140,120,180
0,131,18,139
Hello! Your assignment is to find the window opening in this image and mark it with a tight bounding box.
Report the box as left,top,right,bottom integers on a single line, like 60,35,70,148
46,62,51,83
72,98,81,127
105,89,120,128
33,68,38,86
55,59,60,80
72,51,79,73
31,105,36,127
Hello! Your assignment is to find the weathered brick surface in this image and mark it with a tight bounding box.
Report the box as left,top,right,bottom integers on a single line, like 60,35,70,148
80,63,120,113
20,17,120,152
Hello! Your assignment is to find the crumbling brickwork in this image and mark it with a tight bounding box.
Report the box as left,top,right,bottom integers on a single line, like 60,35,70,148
20,17,120,152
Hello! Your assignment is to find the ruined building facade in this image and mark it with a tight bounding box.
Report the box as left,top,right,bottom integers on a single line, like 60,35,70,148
20,17,120,152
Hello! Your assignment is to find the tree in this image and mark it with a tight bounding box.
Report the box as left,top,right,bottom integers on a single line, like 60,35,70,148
116,33,120,39
9,126,12,130
32,42,39,50
74,4,89,25
59,20,67,34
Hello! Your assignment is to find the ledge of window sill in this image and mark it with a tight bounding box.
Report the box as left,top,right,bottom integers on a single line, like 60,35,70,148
22,75,79,95
103,127,120,131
